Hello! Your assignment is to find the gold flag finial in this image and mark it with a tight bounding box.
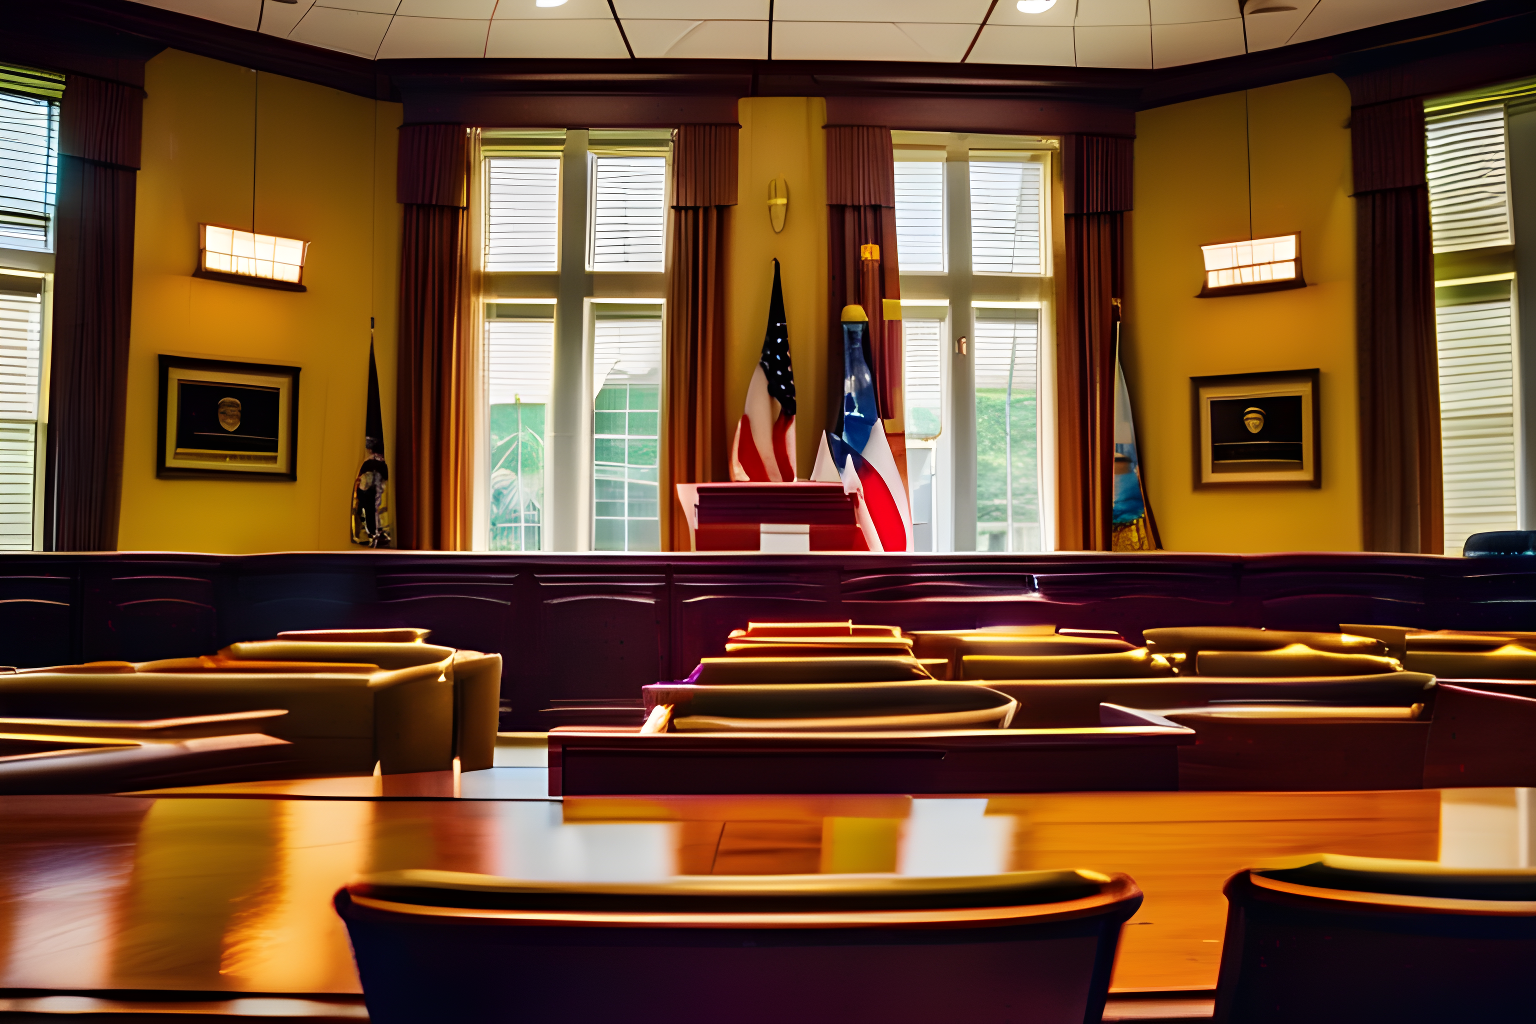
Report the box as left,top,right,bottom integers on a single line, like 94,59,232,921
841,304,868,322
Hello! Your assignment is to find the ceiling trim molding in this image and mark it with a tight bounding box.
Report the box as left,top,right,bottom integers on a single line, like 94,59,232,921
6,0,1533,116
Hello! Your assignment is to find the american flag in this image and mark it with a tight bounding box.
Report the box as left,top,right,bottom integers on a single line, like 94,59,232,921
730,260,797,482
811,306,913,552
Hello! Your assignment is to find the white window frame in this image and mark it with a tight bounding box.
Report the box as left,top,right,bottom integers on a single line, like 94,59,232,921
893,132,1057,553
476,129,671,552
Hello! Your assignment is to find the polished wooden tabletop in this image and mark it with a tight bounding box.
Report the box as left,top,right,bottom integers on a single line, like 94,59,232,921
0,752,1452,997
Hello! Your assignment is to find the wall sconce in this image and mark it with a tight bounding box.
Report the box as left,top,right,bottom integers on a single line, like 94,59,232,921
1198,233,1305,297
767,177,788,233
196,224,309,292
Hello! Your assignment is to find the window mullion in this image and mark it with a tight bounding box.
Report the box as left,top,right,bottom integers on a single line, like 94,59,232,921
550,129,594,552
946,147,977,552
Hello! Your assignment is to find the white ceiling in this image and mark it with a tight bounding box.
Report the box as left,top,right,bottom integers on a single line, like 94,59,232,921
137,0,1484,67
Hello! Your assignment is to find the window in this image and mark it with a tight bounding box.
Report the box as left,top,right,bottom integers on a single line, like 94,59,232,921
592,305,663,551
478,129,670,552
0,81,60,252
973,308,1041,553
1427,105,1511,253
1425,83,1534,554
486,307,554,552
893,134,1055,552
1435,283,1516,555
0,64,62,553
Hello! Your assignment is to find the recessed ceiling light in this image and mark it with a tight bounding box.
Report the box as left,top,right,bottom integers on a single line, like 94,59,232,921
1016,0,1057,12
535,0,568,6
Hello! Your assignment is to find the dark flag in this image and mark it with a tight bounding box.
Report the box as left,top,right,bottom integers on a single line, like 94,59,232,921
730,259,797,481
351,337,392,547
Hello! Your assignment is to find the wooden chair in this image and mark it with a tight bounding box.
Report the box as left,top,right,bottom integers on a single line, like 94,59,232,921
1214,854,1536,1023
336,868,1143,1024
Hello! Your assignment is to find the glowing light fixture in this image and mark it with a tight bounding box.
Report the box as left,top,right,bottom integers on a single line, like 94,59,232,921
1016,0,1057,11
535,0,568,6
197,224,309,291
1198,232,1306,297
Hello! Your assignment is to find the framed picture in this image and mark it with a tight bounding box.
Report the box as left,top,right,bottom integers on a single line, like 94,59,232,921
157,356,300,480
1191,368,1320,488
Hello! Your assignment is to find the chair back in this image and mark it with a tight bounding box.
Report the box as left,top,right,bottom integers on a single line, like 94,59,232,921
1215,854,1536,1023
337,868,1144,1024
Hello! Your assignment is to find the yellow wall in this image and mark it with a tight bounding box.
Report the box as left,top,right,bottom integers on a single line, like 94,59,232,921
118,49,400,553
728,97,830,478
1125,74,1361,553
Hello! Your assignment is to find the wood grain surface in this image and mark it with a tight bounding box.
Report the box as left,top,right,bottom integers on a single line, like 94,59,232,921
0,784,1441,996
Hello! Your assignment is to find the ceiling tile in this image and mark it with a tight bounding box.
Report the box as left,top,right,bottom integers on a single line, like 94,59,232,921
139,0,260,30
484,18,631,56
1074,24,1152,66
492,0,615,19
623,18,768,57
989,1,1078,28
896,23,980,61
613,0,768,17
396,0,495,17
621,17,699,55
772,21,953,60
773,0,991,24
1151,0,1241,25
289,6,394,56
1288,0,1476,44
377,15,489,57
1241,0,1320,51
1074,0,1152,27
258,0,317,37
315,0,399,15
965,24,1076,66
1152,18,1245,66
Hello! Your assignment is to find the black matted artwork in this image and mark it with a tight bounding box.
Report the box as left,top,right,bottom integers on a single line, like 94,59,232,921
1191,369,1319,488
157,356,300,480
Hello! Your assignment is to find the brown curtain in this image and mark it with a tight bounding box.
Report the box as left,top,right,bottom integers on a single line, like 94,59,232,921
1352,98,1442,554
396,124,473,551
44,75,143,552
664,124,738,550
1056,135,1132,552
826,126,902,426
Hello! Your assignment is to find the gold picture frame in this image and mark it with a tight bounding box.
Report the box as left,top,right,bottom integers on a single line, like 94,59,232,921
1191,369,1320,488
157,355,300,480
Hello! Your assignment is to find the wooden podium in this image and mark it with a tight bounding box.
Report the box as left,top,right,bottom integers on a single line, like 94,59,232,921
676,483,866,552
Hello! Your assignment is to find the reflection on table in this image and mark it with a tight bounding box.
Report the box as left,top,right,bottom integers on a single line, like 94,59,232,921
0,776,1462,995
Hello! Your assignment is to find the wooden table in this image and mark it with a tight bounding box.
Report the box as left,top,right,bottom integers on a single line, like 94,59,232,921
0,769,1442,999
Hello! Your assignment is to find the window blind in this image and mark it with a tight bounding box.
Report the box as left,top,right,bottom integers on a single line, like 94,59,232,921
486,158,561,272
487,319,554,406
970,161,1043,275
902,317,944,440
1425,105,1511,254
0,88,60,252
0,278,42,551
894,161,946,273
1436,296,1518,555
589,156,666,272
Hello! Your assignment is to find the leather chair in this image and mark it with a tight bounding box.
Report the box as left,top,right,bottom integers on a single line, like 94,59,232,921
1214,854,1536,1023
336,868,1143,1024
221,636,503,770
979,673,1434,728
0,660,451,776
640,681,1017,732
